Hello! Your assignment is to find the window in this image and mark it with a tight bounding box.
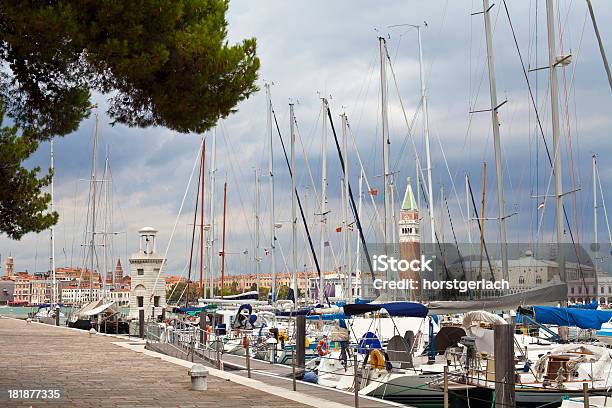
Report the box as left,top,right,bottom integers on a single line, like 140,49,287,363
578,286,582,294
571,287,574,294
536,276,542,285
153,296,160,307
602,287,605,294
518,276,525,285
415,228,419,234
609,287,611,294
137,296,143,307
137,268,144,276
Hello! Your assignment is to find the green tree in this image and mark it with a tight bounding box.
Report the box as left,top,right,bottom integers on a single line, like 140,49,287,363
0,109,57,239
0,0,259,238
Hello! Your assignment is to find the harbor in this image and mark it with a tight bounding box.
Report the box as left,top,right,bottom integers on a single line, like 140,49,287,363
1,1,612,407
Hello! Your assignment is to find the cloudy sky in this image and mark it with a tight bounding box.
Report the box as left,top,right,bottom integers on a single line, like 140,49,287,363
2,0,612,282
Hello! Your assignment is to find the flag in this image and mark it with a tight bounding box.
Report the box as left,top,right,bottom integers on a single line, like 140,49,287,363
324,241,330,247
538,202,545,210
336,226,342,232
348,225,354,231
264,248,270,255
368,188,378,196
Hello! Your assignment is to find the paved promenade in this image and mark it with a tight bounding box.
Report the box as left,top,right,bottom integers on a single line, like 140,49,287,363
0,317,309,407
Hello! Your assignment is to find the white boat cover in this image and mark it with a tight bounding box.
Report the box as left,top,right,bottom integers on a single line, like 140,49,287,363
84,302,117,316
427,280,567,314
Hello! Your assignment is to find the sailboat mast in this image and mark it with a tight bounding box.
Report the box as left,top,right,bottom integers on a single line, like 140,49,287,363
50,139,57,305
482,0,509,282
102,154,109,300
319,98,328,305
290,103,298,309
342,113,352,302
254,169,261,296
221,181,227,298
545,0,566,282
200,140,206,298
89,114,99,301
209,128,217,296
593,155,598,247
379,37,392,245
416,27,436,245
265,84,277,305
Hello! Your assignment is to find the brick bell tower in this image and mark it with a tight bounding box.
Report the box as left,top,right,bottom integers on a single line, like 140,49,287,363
399,177,421,298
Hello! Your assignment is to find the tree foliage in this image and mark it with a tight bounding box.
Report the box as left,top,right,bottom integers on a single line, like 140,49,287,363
0,108,57,239
0,0,259,238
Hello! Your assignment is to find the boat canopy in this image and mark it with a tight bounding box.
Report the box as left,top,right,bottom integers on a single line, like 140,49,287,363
531,306,612,330
174,304,217,313
343,301,428,318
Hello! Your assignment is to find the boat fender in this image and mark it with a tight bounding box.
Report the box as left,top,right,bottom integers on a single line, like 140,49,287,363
370,349,385,370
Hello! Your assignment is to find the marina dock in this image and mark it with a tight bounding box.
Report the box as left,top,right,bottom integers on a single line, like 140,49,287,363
0,318,407,407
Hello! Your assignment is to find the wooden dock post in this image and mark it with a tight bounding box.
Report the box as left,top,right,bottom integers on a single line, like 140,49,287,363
296,315,306,370
494,324,515,408
199,310,205,347
245,336,251,378
353,352,359,408
443,365,449,408
292,345,296,391
55,305,60,326
139,309,145,339
583,382,589,407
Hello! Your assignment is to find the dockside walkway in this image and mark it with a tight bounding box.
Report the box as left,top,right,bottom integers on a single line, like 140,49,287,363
0,317,409,408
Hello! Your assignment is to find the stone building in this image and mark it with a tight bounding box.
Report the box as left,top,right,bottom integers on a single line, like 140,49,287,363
129,227,166,319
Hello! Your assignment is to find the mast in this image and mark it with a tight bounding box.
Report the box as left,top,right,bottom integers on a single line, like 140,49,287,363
479,161,487,280
482,0,509,282
379,37,392,245
593,155,598,248
221,181,227,298
50,139,57,305
319,98,328,305
342,113,352,302
199,140,206,298
89,113,99,302
290,103,298,309
416,27,436,245
254,169,261,297
545,0,566,282
102,154,109,300
466,174,472,245
356,171,363,294
209,128,217,296
265,84,277,305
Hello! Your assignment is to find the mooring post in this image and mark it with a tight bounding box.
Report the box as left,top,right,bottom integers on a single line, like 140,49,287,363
353,352,359,408
199,310,205,347
583,382,589,407
443,365,449,408
494,324,515,408
138,309,145,339
292,345,296,391
245,335,251,378
55,305,60,326
296,315,306,370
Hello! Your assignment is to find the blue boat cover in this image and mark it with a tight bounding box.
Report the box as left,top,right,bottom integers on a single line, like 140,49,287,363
533,306,612,330
343,301,428,318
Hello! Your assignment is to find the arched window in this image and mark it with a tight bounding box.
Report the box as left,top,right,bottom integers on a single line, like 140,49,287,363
536,276,542,285
519,276,525,285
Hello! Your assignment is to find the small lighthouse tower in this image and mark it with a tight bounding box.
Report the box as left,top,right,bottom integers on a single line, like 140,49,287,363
129,227,166,319
5,256,14,278
398,177,421,297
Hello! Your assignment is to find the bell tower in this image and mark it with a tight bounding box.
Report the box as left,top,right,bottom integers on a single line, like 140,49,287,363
129,227,166,319
399,177,421,298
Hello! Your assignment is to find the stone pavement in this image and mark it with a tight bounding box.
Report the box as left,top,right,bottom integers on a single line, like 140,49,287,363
0,317,309,407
